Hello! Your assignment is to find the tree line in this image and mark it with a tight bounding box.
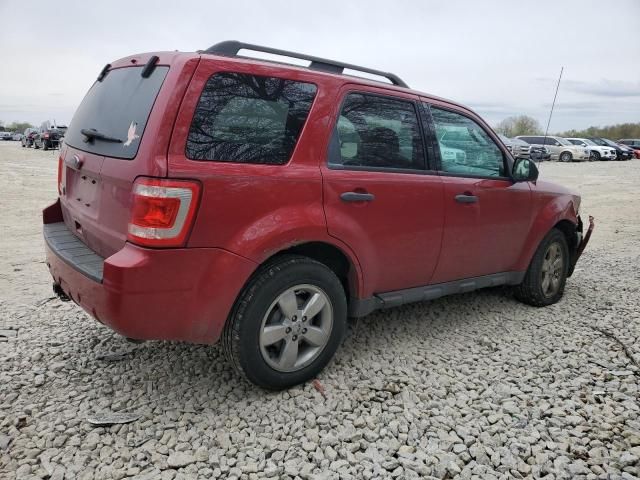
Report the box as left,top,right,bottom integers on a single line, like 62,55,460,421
3,117,639,140
0,121,35,132
494,115,640,140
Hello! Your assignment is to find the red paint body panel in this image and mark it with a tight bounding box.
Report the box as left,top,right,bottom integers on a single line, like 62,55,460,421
43,49,586,345
430,177,532,283
45,224,256,344
513,180,581,271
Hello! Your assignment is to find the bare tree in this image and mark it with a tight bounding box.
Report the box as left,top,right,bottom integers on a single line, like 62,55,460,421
495,115,543,137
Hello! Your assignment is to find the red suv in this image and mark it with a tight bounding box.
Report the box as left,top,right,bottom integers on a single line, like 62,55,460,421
43,41,593,389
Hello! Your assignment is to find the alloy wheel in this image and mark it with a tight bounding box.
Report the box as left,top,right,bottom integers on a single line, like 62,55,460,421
541,242,564,297
259,284,333,372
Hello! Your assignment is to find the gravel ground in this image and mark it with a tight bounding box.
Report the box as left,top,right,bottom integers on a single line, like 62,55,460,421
1,141,639,480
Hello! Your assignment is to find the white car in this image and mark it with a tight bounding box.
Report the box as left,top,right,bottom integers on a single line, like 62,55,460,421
0,132,13,141
566,138,617,161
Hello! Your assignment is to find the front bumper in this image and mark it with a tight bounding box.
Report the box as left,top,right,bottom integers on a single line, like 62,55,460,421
43,200,257,344
568,215,594,276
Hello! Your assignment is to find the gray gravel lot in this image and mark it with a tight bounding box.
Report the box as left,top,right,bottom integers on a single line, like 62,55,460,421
0,141,639,479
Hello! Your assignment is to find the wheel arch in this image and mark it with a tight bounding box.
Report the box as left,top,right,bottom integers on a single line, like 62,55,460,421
258,241,363,302
560,150,573,161
514,197,579,272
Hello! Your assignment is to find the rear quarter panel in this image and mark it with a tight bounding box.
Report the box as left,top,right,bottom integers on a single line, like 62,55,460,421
167,57,365,296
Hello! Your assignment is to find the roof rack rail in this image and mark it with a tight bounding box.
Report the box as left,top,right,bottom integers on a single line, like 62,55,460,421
203,40,409,88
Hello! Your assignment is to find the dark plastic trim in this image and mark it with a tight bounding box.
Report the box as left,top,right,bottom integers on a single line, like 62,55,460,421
141,55,159,78
44,222,104,283
203,40,409,88
97,63,111,82
349,271,525,317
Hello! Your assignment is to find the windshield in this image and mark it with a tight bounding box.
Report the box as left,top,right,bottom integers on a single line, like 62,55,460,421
557,137,572,146
590,138,606,146
65,65,168,159
580,139,596,146
601,138,619,148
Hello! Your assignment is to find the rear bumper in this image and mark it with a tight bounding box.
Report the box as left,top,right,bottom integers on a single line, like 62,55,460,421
43,202,256,344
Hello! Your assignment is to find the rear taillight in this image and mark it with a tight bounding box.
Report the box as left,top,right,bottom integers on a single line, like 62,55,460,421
44,133,50,139
57,155,63,195
127,178,201,248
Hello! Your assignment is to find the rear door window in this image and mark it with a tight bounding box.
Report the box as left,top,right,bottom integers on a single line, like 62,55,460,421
328,93,426,171
186,73,317,165
65,66,168,159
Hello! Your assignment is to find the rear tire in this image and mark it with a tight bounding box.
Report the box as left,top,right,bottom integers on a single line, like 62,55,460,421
514,229,569,307
43,141,48,151
222,255,347,390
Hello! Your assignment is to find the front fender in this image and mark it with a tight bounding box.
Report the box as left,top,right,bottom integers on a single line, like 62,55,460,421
514,190,579,272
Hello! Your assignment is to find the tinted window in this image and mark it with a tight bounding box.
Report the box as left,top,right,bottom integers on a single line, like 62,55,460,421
328,93,425,170
186,73,317,165
65,66,168,160
431,107,505,177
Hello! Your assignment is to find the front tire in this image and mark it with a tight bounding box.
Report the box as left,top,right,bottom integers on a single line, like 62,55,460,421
514,229,569,307
560,151,572,162
222,255,347,389
591,151,600,161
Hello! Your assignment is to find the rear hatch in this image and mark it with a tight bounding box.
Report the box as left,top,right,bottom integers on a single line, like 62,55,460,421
47,128,65,142
58,55,185,259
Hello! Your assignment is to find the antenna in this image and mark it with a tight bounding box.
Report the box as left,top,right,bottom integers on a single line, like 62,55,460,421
541,67,564,159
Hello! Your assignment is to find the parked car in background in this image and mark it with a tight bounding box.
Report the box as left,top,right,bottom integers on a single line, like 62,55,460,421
588,138,633,161
516,135,590,162
0,131,13,141
529,144,551,162
21,128,39,147
565,138,616,161
33,127,67,150
12,132,23,141
498,134,531,158
617,139,640,158
43,40,593,389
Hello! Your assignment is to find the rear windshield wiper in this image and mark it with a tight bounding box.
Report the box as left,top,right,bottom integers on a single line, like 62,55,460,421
81,128,122,143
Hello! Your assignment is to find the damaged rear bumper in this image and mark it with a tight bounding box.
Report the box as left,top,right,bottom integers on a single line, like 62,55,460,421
568,215,594,276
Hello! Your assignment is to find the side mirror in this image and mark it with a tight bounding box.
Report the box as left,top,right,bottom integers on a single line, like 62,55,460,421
512,158,539,182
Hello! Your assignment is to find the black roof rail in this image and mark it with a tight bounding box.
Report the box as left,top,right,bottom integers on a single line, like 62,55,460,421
203,40,409,88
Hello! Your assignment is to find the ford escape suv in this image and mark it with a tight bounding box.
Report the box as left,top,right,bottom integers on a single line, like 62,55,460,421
43,41,593,389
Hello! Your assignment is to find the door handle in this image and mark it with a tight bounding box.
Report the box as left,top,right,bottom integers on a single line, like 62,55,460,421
340,192,375,202
455,193,478,204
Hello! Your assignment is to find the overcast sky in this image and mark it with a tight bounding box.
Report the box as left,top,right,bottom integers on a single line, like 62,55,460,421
1,0,638,132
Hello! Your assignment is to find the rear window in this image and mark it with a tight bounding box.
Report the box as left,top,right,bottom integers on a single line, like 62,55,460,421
185,72,317,165
65,66,168,159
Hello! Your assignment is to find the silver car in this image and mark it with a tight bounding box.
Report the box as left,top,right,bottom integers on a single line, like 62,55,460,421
515,135,590,162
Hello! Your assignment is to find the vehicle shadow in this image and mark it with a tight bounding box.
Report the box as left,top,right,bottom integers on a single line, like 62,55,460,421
68,286,525,413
